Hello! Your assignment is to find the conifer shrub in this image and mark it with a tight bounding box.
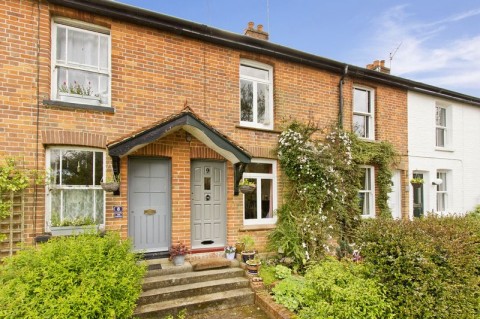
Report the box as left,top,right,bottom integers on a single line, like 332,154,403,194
356,216,480,319
0,232,146,319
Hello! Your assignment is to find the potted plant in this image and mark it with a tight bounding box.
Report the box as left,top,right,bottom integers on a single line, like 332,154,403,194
58,81,100,105
235,241,245,254
50,215,98,236
239,179,256,194
239,235,256,262
224,244,236,260
245,256,261,274
410,177,424,187
101,174,120,192
169,242,189,266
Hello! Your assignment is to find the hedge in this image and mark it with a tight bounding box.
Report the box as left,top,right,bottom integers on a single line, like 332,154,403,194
0,232,146,319
356,216,480,319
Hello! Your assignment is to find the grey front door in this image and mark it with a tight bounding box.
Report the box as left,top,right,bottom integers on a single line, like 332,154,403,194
191,160,226,249
128,158,171,252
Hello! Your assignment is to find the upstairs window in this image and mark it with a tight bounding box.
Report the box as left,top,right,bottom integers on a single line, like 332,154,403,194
359,166,375,217
435,105,447,147
240,60,273,129
353,87,375,139
52,19,110,106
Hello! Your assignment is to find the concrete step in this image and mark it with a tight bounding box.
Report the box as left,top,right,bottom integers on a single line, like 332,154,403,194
134,288,255,318
138,276,250,305
142,267,245,290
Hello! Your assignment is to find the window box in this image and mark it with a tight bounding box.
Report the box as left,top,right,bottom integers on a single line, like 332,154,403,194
58,92,100,106
50,225,99,236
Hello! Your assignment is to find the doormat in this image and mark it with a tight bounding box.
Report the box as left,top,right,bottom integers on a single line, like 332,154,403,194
147,263,162,271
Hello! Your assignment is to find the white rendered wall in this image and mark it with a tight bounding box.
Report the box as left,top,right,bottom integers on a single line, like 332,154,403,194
408,91,480,218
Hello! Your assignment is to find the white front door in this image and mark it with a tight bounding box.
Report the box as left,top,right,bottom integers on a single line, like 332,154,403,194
191,160,226,249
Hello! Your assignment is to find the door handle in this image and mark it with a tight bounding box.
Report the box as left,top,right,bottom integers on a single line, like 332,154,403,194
205,194,211,201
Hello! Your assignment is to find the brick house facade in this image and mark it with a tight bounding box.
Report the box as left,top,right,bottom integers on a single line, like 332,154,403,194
0,0,423,256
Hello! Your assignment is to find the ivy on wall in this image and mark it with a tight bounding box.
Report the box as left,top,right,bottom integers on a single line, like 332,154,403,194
269,121,397,266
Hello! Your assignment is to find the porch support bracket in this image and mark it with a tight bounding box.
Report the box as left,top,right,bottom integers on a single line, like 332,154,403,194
234,162,247,196
111,155,120,196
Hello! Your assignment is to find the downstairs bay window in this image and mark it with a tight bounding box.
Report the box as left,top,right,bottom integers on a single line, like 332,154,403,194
46,147,105,228
243,159,277,225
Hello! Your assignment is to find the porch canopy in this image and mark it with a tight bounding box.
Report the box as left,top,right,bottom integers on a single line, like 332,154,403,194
107,106,252,195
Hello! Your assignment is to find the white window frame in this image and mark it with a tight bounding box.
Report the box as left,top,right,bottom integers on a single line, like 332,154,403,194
436,170,448,212
45,146,106,230
242,159,277,225
359,166,375,218
353,86,375,140
51,18,111,107
435,103,451,149
239,59,274,130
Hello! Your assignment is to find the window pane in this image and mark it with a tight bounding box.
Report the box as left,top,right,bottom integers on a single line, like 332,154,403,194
94,152,103,185
51,190,61,224
436,128,445,147
240,79,253,122
436,107,446,126
63,189,94,221
56,26,66,63
62,150,93,186
354,89,369,113
257,83,268,123
360,168,371,190
437,172,447,191
67,29,98,67
353,115,366,137
95,189,104,224
245,163,272,173
244,179,257,219
437,193,446,211
359,192,371,215
240,65,269,80
99,35,109,71
63,68,99,96
261,179,273,218
50,149,61,185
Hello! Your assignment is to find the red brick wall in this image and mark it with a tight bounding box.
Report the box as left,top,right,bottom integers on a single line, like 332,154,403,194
0,0,408,251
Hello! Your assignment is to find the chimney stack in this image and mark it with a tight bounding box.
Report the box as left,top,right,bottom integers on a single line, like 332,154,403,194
244,21,269,41
366,60,390,74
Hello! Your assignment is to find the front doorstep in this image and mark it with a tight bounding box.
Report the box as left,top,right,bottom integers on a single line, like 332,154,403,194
50,225,99,236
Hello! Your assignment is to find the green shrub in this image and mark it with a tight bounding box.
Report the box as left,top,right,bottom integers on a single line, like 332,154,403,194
274,264,292,279
356,216,480,319
258,264,276,287
0,232,146,319
272,258,391,318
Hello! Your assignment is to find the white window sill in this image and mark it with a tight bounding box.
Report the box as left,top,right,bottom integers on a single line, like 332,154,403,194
238,122,273,131
435,147,454,153
239,224,276,232
361,214,375,219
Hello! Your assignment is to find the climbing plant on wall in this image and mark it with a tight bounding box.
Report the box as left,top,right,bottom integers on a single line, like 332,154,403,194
0,158,35,242
269,121,397,267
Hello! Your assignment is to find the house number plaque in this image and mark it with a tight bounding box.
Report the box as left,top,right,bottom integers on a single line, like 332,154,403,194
144,209,157,215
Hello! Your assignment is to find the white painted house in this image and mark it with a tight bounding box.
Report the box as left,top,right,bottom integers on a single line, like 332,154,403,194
408,91,480,218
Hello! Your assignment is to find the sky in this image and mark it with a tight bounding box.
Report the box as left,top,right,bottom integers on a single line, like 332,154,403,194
118,0,480,98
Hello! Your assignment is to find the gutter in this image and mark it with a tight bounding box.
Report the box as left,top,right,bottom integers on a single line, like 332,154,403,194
48,0,480,106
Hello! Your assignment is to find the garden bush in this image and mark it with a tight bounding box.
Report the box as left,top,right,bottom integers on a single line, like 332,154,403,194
272,258,392,319
0,232,146,319
356,216,480,319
